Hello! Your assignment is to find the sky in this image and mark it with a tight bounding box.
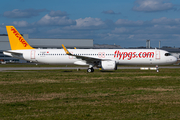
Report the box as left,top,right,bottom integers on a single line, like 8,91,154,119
0,0,180,48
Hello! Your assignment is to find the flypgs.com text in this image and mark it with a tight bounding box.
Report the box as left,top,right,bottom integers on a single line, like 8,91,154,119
114,50,154,60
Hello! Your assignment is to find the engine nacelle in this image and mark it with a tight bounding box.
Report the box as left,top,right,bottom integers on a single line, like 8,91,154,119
101,61,117,70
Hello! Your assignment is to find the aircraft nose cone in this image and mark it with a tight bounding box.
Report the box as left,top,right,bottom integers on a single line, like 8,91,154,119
173,56,178,63
171,56,177,63
166,56,177,63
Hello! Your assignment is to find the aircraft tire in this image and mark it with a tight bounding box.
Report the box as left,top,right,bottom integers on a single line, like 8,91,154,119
91,68,94,72
87,68,92,73
87,68,94,73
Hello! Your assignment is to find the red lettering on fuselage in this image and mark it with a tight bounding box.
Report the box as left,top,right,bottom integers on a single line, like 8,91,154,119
114,50,154,60
127,52,132,60
11,28,28,47
114,51,122,59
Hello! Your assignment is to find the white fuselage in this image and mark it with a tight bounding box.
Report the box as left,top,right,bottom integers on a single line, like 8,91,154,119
5,49,177,66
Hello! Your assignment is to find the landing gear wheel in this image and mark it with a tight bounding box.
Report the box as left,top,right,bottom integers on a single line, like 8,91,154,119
87,68,92,73
91,68,94,72
87,67,94,73
156,65,159,72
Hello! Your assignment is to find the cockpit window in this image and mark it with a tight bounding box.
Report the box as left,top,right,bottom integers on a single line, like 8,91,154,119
165,53,171,56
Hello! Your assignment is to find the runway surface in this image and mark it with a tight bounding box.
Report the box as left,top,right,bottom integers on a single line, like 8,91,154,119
0,66,180,71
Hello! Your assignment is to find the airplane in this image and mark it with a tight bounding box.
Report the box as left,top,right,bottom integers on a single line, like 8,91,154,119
3,26,177,72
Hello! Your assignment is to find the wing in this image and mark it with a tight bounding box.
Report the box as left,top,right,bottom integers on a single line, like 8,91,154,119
62,44,111,64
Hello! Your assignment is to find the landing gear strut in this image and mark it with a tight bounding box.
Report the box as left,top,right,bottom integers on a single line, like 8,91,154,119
87,67,94,73
156,65,159,72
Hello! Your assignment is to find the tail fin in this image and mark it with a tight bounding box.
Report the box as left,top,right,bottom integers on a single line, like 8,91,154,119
6,26,34,50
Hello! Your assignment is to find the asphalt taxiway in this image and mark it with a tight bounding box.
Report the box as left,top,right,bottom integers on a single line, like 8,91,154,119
0,66,180,71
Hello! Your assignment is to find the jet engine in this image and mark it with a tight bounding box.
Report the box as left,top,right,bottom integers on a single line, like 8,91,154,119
101,61,117,70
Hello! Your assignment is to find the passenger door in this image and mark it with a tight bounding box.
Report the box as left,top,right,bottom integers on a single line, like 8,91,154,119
155,50,160,60
31,50,36,59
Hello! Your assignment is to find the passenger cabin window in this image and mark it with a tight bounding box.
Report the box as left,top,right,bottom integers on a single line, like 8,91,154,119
165,53,171,56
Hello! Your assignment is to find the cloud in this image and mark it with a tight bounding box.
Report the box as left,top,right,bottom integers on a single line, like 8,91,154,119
65,17,106,30
36,10,76,26
114,17,180,34
76,17,105,28
40,17,107,39
133,0,174,12
49,10,68,17
115,19,144,26
102,10,121,15
3,9,48,18
112,27,130,34
151,17,180,25
12,20,29,27
128,35,134,39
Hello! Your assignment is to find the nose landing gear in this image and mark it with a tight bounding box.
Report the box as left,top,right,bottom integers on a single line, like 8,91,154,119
156,65,159,72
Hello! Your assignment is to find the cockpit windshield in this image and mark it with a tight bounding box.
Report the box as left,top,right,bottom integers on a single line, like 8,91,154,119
165,53,171,56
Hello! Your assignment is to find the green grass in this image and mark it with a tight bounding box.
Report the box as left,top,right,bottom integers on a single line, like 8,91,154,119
0,68,180,119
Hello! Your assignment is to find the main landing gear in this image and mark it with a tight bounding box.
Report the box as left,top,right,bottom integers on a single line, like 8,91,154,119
87,67,94,73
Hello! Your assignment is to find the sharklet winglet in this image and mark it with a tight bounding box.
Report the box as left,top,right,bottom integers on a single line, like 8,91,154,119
62,44,71,55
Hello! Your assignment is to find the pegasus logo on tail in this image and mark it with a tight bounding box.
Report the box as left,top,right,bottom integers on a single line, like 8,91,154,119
11,27,28,47
6,26,34,50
